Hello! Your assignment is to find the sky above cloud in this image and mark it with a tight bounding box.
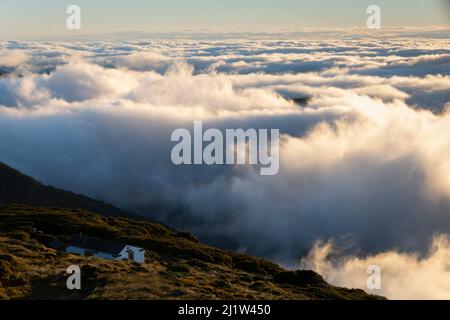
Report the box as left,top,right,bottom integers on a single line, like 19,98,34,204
0,0,449,39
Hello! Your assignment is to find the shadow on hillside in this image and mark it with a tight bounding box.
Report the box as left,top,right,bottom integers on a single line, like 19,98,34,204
25,265,107,300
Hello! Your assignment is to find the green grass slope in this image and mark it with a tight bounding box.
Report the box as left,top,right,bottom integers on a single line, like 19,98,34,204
0,204,384,300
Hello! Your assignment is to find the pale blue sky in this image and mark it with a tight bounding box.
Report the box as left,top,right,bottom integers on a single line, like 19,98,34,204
0,0,448,39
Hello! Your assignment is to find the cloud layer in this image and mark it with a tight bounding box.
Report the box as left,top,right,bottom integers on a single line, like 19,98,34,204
1,30,450,298
300,235,450,299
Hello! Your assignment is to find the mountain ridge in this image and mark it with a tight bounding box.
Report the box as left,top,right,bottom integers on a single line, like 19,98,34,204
0,161,140,219
0,161,385,300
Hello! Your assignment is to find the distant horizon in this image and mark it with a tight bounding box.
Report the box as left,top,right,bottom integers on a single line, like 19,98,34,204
1,0,449,40
2,25,450,41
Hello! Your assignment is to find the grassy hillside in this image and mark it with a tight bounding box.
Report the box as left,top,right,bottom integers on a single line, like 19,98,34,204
0,204,384,300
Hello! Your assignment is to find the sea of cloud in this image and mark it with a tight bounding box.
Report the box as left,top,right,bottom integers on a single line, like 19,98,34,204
1,29,450,298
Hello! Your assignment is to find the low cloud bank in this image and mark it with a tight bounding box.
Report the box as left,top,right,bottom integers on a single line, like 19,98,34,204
1,34,450,298
300,235,450,300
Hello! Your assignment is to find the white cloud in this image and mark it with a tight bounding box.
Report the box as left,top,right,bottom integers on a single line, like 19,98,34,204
300,235,450,300
0,49,27,68
1,33,450,298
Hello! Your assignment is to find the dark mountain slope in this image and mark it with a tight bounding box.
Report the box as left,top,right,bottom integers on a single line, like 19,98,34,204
0,162,138,219
0,162,385,300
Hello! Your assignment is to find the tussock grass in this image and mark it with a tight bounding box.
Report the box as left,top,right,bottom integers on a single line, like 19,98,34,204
0,204,385,300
